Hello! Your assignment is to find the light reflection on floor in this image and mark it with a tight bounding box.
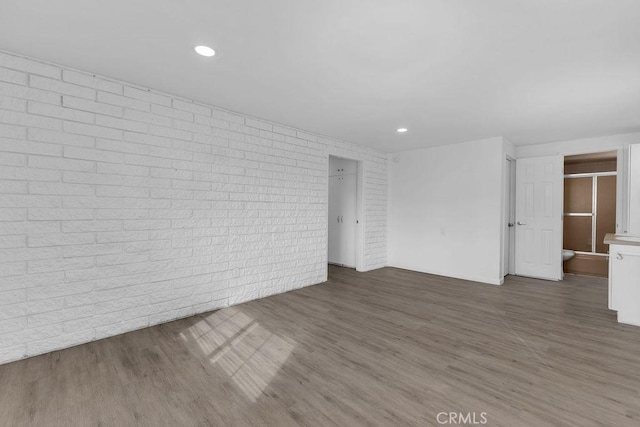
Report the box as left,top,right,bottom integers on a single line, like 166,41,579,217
179,308,296,402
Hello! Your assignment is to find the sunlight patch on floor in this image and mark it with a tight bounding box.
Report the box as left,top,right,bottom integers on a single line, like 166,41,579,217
180,309,296,402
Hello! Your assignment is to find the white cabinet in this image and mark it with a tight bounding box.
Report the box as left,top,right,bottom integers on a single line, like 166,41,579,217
605,144,640,325
609,243,640,326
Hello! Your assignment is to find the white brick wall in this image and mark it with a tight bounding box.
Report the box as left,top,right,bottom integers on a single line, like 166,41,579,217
0,50,387,365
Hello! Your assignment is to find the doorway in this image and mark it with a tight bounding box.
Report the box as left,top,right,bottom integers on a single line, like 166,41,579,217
328,156,359,268
563,151,617,278
503,157,516,277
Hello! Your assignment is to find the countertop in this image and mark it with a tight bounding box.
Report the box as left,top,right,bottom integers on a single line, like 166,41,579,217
604,233,640,247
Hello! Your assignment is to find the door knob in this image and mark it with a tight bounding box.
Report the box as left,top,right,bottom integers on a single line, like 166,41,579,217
517,221,526,226
508,222,515,227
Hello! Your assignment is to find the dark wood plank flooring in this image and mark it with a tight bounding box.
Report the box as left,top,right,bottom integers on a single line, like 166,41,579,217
1,266,640,426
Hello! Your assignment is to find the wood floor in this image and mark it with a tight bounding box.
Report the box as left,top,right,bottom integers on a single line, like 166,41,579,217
1,266,640,426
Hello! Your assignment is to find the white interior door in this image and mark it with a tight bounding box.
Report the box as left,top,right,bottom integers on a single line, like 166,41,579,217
515,155,563,280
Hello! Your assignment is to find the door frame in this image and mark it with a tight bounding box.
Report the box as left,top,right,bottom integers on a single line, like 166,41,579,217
551,147,625,236
501,155,516,279
327,155,365,272
616,147,628,234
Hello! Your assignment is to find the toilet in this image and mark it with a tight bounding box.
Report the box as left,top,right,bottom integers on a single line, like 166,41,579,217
562,249,576,261
562,250,575,278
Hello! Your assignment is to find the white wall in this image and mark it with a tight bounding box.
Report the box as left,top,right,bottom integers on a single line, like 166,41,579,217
0,50,387,365
388,137,507,285
388,130,638,288
516,131,640,158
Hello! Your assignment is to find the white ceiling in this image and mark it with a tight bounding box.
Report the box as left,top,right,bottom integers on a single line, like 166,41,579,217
1,0,639,152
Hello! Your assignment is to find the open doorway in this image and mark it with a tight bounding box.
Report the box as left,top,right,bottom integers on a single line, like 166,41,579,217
563,151,617,278
328,156,362,269
502,156,516,278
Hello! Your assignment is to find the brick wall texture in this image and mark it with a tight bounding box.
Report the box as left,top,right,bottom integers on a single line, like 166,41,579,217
0,50,387,364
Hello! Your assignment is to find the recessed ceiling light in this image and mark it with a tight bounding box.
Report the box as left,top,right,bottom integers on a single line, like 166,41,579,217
397,128,408,133
195,45,216,57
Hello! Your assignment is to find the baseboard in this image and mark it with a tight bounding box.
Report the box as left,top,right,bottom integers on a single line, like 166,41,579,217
387,264,502,286
617,314,640,327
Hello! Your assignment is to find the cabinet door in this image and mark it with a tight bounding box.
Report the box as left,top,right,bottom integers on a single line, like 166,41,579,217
608,255,615,310
610,244,640,325
339,173,357,268
328,173,357,268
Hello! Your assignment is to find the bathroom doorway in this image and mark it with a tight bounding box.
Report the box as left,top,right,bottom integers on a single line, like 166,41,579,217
563,151,617,278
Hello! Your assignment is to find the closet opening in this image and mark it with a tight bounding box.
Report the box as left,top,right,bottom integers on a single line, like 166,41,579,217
328,155,363,271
